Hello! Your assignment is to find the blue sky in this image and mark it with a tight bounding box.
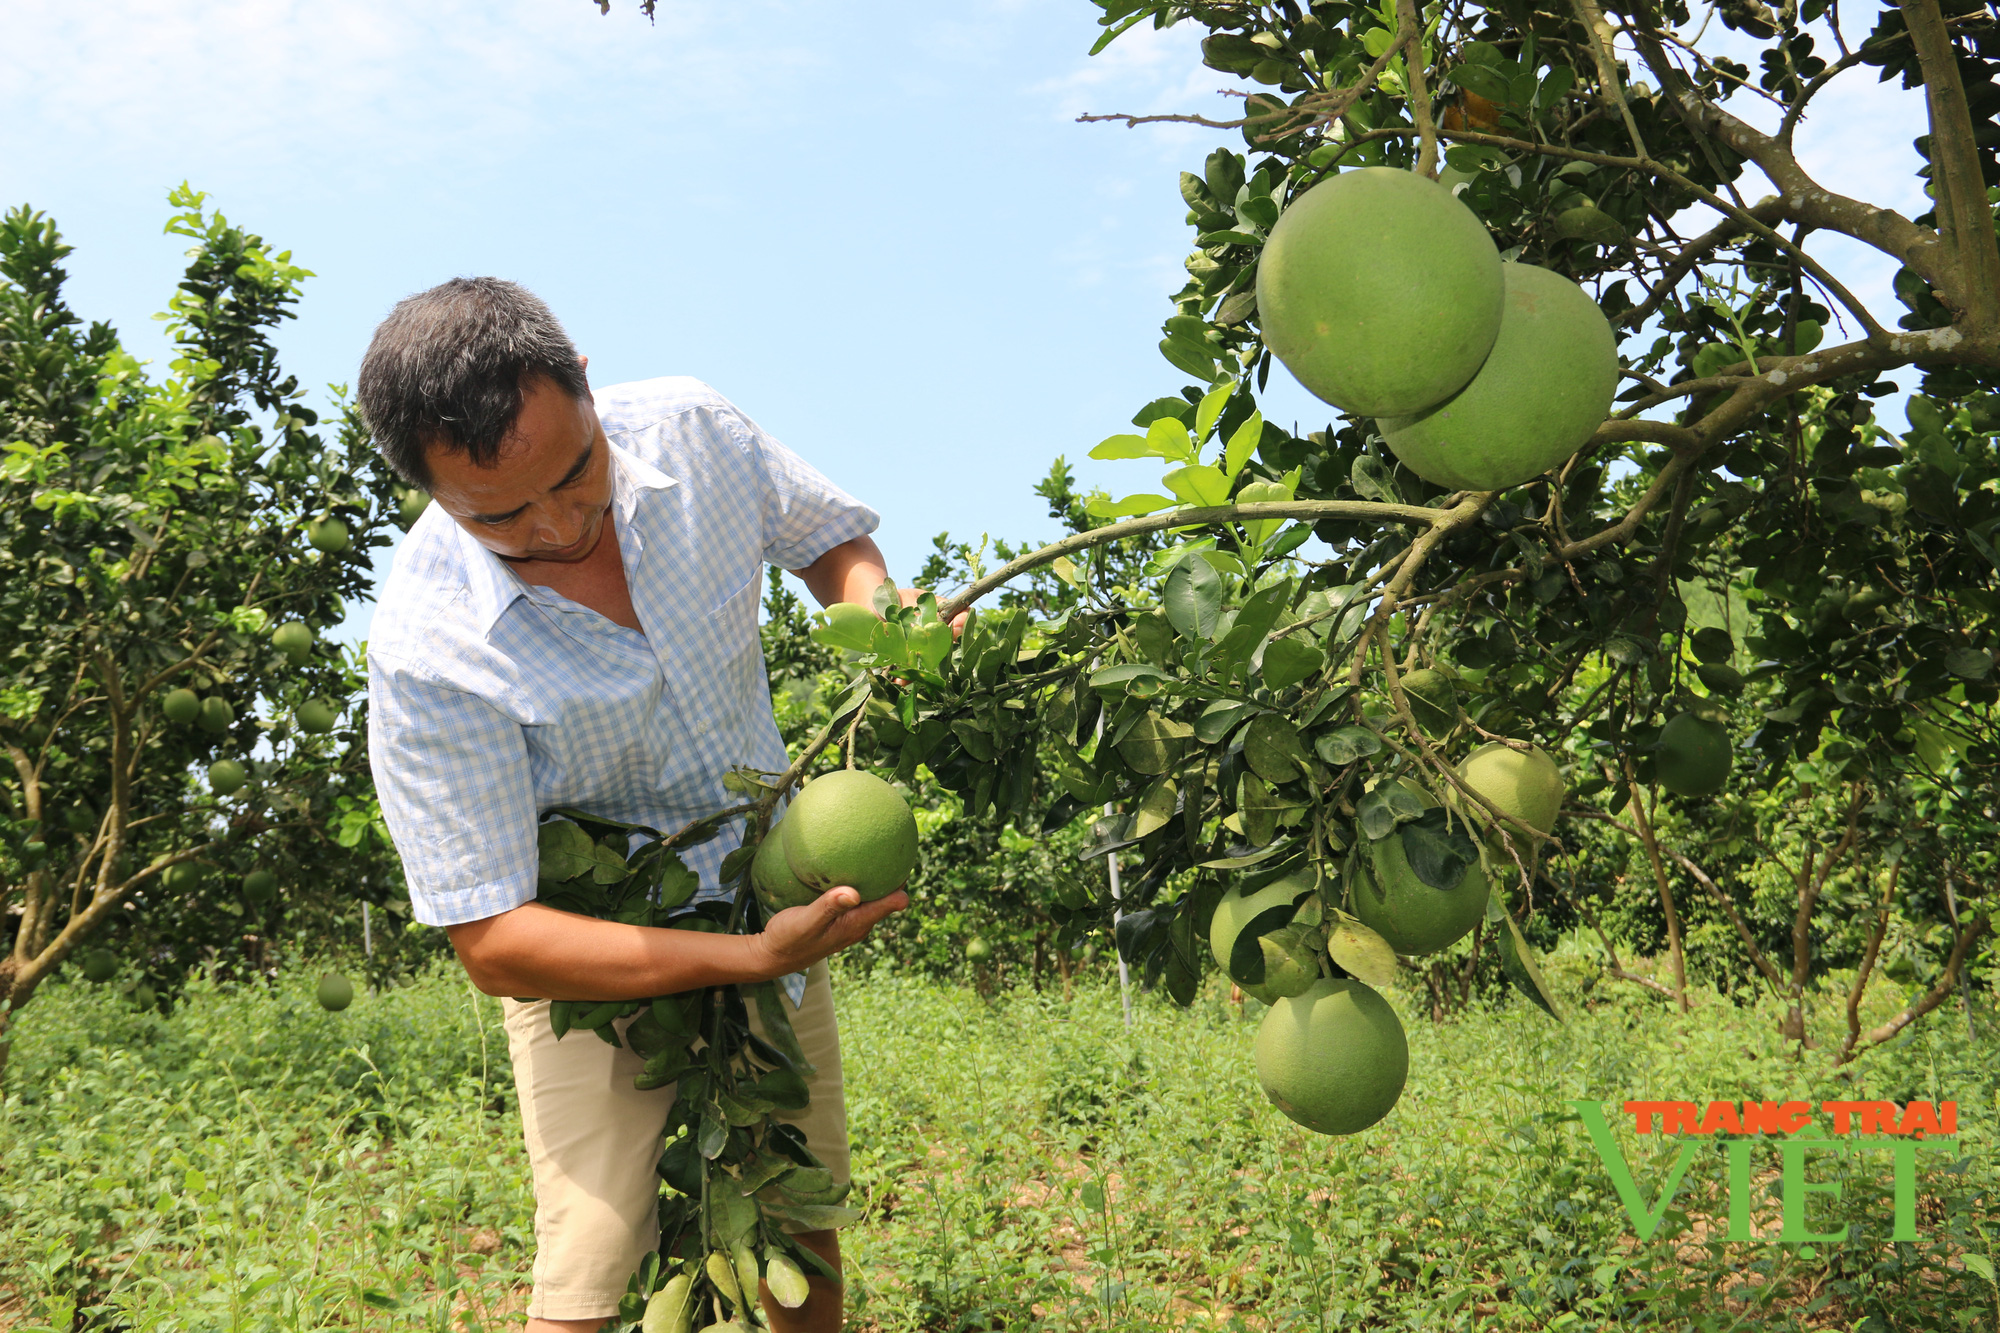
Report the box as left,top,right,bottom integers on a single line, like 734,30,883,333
2,1,1926,644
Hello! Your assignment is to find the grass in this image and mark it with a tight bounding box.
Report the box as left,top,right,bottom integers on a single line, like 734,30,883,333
1,937,1996,1332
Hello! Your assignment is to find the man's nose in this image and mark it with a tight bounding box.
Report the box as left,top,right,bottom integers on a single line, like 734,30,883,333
532,508,583,549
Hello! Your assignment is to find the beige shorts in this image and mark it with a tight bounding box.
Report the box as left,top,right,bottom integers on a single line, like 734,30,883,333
500,961,849,1321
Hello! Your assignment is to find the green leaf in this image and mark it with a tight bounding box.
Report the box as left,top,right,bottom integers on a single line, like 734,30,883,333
1326,913,1399,986
1195,699,1257,744
1314,725,1383,766
1118,712,1194,775
1089,433,1154,460
1256,923,1322,998
1244,713,1311,784
1496,909,1563,1021
1161,464,1233,508
1261,638,1324,691
1357,782,1425,840
1130,777,1179,837
1689,626,1735,664
1944,647,1992,680
869,619,914,666
1160,334,1218,380
762,1203,864,1231
1695,662,1744,695
1398,809,1479,891
591,841,630,885
1237,771,1283,846
1200,840,1293,870
1221,412,1264,483
907,619,953,671
536,819,599,886
1350,454,1399,503
1089,663,1174,694
1164,555,1225,640
1194,380,1236,442
1086,493,1178,519
810,602,880,653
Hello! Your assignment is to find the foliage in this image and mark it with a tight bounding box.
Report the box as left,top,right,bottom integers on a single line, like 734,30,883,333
3,958,1995,1329
761,0,2000,1061
525,804,855,1326
0,191,405,1079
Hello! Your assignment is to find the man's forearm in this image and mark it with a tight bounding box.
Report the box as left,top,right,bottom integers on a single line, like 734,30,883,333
791,534,891,608
447,902,777,1000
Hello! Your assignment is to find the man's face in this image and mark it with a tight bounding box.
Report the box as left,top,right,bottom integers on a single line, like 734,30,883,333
424,368,615,565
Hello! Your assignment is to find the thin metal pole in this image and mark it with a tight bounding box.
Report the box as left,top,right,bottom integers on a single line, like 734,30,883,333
1096,713,1134,1030
362,902,373,959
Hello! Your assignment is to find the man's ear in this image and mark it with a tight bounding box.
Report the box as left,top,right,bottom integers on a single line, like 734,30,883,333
578,354,590,381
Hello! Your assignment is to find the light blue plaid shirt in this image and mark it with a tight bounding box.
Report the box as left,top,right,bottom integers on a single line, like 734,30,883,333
367,378,878,1004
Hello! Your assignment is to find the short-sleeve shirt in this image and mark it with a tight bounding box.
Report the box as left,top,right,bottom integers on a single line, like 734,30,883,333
366,377,879,945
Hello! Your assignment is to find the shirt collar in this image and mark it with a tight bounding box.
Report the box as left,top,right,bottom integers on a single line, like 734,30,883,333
452,439,680,637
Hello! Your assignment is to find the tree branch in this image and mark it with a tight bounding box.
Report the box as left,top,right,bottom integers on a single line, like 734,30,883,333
1845,914,1992,1062
1396,0,1440,178
937,499,1449,620
1896,0,2000,331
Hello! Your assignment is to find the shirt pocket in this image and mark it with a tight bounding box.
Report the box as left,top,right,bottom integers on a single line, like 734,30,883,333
701,576,768,730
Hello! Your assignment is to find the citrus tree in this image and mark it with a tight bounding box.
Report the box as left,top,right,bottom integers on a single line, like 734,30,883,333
0,190,401,1082
561,0,2000,1318
795,0,2000,1063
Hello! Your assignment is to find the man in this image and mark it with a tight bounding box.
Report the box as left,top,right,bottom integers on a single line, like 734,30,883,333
360,277,909,1332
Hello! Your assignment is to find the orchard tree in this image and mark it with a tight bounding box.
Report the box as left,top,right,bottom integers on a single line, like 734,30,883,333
559,0,2000,1317
0,191,402,1081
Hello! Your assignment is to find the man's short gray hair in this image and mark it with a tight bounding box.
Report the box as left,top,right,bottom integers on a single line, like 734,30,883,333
357,277,589,488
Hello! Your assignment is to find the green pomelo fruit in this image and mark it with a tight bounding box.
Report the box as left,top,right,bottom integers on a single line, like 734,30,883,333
160,861,203,893
1356,832,1490,956
198,696,235,735
208,759,247,795
782,770,919,901
242,869,278,901
965,936,992,963
1401,668,1458,736
1657,712,1731,797
271,622,314,665
82,948,117,983
1254,976,1409,1136
133,982,157,1009
307,518,350,553
1378,261,1620,491
162,688,201,725
317,974,354,1012
1209,870,1315,1004
296,698,339,734
1457,740,1565,837
752,824,818,913
397,489,431,526
1256,167,1503,417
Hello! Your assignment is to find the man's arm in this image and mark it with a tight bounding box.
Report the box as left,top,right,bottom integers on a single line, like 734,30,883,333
792,534,967,628
790,533,893,608
447,886,908,1000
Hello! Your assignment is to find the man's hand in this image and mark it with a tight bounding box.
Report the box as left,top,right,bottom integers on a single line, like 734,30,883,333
752,886,910,978
897,585,969,638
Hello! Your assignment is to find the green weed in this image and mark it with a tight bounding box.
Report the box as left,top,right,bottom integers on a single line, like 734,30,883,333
2,949,1995,1331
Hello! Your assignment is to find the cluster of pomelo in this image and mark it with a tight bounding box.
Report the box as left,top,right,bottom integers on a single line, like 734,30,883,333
1213,740,1565,1137
156,622,339,795
1257,166,1620,493
751,770,920,915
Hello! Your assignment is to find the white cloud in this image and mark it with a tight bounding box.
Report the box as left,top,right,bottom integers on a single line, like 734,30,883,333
0,0,794,193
